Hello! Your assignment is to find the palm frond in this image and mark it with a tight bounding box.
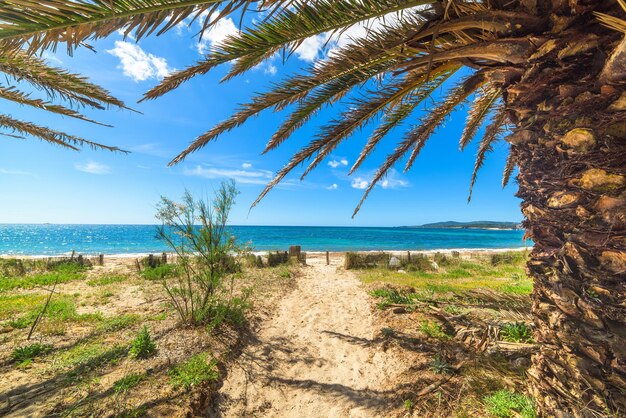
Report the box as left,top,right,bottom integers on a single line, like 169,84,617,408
0,85,110,126
459,85,501,150
0,114,126,152
502,149,516,188
351,63,459,174
147,0,436,96
467,105,508,202
0,0,262,55
0,52,125,109
351,71,488,217
594,0,626,33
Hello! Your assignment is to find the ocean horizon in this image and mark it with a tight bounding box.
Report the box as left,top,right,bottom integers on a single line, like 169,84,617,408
0,224,530,256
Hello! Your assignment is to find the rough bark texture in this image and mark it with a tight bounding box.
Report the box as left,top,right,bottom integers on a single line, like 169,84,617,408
503,2,626,415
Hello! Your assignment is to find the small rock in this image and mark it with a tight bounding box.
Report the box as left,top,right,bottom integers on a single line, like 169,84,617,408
430,261,439,270
389,256,401,269
397,269,407,274
392,307,407,314
512,357,531,369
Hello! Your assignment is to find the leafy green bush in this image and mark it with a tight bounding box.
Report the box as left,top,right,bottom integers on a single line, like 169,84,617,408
129,326,157,359
500,322,533,343
11,343,52,365
169,353,219,389
484,389,536,418
141,264,179,281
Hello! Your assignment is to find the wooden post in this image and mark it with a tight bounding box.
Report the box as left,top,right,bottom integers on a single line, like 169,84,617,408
288,245,301,259
407,251,411,262
70,250,75,261
161,252,167,264
135,258,141,271
326,251,330,265
147,254,155,268
98,254,104,266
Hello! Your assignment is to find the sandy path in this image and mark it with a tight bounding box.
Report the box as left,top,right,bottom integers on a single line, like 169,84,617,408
210,255,408,417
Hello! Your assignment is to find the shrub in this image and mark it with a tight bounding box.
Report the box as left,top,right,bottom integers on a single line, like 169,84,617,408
129,326,157,359
169,353,219,389
500,322,533,343
141,264,178,281
484,389,536,418
155,181,248,325
430,353,453,375
11,343,52,365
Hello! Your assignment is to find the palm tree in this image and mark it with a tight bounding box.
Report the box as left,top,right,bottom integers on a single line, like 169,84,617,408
1,1,625,415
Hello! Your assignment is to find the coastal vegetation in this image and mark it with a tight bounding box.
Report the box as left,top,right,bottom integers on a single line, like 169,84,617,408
0,252,298,416
361,250,536,416
0,0,624,416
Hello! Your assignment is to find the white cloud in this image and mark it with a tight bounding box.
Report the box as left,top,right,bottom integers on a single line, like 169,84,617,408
196,13,239,55
328,158,348,168
295,34,327,62
242,162,252,169
326,183,338,190
106,41,172,82
264,64,278,75
381,169,410,189
351,177,369,190
0,168,35,177
183,165,272,185
75,161,110,175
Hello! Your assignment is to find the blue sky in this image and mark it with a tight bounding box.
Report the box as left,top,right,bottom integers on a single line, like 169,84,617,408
0,13,522,226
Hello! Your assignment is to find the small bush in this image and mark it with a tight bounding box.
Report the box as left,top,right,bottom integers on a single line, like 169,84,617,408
381,327,396,338
141,264,178,281
419,320,451,340
11,343,52,365
169,353,219,389
129,326,157,359
484,389,536,418
500,322,533,343
113,373,144,393
430,353,453,375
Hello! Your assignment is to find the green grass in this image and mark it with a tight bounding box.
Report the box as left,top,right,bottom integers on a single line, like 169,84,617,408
87,275,126,286
96,314,140,333
113,373,144,393
54,341,127,383
500,322,533,343
484,389,536,418
3,297,103,329
169,353,219,389
419,320,451,340
359,252,531,296
0,260,89,292
11,343,53,365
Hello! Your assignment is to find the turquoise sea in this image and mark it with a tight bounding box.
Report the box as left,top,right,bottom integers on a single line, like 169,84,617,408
0,224,530,256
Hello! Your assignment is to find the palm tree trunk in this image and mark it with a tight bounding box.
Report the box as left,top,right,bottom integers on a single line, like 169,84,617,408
507,75,626,415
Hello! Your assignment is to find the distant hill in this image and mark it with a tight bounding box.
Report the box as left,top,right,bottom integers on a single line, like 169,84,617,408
402,221,522,230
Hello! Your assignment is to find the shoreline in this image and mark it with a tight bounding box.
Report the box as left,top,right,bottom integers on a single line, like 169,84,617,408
1,246,531,259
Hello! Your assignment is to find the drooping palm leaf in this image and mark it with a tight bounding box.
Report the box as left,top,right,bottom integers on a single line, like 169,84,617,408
0,114,126,151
